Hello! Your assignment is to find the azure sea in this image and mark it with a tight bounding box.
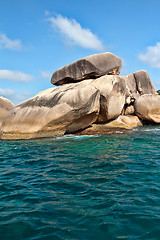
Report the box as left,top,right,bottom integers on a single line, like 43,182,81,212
0,126,160,240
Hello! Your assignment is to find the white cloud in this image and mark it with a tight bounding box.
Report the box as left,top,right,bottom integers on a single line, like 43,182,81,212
0,88,33,105
139,42,160,68
40,71,51,79
0,88,15,98
0,70,34,82
0,33,22,50
47,14,104,50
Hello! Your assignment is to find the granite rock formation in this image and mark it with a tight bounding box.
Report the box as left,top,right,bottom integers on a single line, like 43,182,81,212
51,52,122,86
90,75,126,122
134,94,160,123
121,70,157,105
0,81,100,139
0,52,160,140
75,115,143,135
0,97,14,127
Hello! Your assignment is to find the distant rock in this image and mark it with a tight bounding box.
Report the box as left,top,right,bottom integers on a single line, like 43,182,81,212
0,97,14,127
51,52,122,86
0,81,100,140
134,94,160,123
157,90,160,95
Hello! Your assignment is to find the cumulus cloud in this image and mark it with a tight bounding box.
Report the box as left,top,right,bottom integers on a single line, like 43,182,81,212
0,33,22,50
47,14,104,50
0,70,34,82
0,88,33,104
139,42,160,68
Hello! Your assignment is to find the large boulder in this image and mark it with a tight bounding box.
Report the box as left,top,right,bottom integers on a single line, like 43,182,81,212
91,75,126,122
0,97,14,127
112,115,143,129
0,81,100,140
51,52,122,86
134,94,160,123
121,70,157,105
133,70,157,95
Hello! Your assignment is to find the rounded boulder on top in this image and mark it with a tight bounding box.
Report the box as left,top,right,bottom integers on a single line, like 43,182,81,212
51,52,122,86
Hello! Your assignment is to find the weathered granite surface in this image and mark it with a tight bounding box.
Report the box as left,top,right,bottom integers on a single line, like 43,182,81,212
0,97,14,127
0,81,100,139
51,52,122,86
75,115,142,135
91,75,126,122
121,70,157,105
134,94,160,123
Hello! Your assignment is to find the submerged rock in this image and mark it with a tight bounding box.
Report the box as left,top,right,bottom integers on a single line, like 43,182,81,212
0,97,14,127
0,81,100,140
134,94,160,123
51,52,122,86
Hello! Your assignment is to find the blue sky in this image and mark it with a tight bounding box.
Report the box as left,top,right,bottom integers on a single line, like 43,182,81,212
0,0,160,104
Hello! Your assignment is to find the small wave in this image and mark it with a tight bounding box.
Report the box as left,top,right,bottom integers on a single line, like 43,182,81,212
53,134,99,140
133,126,160,132
108,130,125,134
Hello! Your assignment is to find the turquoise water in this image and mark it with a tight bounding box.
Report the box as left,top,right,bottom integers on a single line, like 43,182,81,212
0,126,160,240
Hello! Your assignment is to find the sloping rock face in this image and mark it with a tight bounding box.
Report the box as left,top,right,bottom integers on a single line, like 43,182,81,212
75,115,142,135
0,81,100,140
134,94,160,123
51,52,122,86
0,97,14,127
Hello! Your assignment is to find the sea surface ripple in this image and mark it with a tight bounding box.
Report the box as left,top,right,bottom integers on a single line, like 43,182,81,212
0,125,160,240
